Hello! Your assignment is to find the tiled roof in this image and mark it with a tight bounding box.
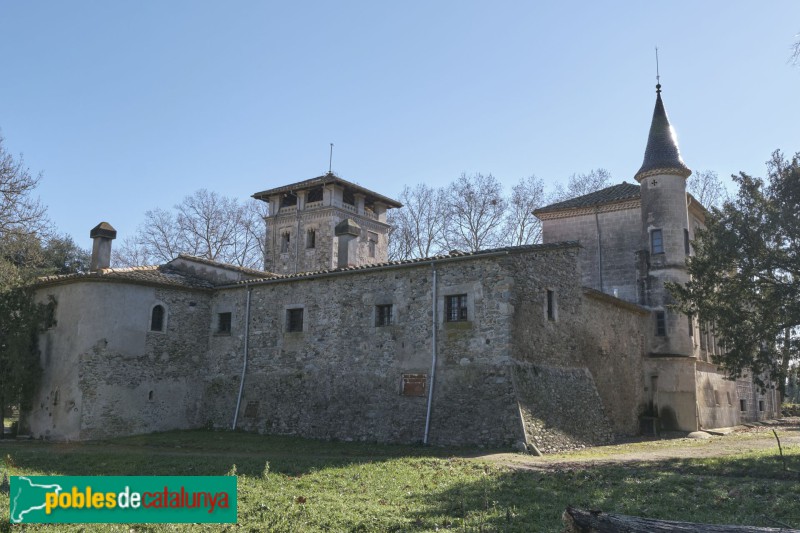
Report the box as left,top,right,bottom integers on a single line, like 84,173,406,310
173,254,274,278
252,172,402,208
635,87,691,180
221,241,579,287
534,183,641,215
37,265,215,290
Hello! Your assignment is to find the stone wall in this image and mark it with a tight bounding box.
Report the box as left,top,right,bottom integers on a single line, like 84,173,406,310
540,204,641,303
28,282,212,440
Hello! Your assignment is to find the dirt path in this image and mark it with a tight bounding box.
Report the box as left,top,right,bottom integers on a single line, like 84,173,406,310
479,422,800,471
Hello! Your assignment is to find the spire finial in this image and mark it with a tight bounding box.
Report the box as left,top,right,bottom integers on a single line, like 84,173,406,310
655,46,661,94
328,143,334,174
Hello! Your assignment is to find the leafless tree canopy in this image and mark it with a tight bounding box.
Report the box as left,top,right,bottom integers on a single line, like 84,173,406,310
0,136,48,240
388,184,448,260
549,168,612,203
687,170,727,209
503,175,546,246
791,32,800,65
444,173,507,252
113,189,267,269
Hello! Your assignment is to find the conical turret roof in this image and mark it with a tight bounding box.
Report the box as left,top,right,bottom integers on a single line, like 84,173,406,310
634,85,691,181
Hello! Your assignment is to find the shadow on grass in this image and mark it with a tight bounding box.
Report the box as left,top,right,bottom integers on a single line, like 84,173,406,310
0,429,497,478
409,455,800,532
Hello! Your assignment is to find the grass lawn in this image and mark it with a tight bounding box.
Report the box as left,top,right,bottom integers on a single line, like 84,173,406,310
1,429,800,532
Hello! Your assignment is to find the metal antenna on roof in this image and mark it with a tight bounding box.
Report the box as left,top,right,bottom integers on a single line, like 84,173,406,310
655,46,661,94
329,143,334,174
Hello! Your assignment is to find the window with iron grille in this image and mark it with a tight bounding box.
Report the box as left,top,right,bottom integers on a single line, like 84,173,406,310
651,229,664,254
376,304,393,326
446,294,468,322
217,312,232,334
286,308,304,332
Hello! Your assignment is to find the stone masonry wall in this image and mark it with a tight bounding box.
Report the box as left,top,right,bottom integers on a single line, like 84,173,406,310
29,281,212,440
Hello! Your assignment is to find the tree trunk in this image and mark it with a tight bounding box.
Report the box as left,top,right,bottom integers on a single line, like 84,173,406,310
0,395,5,440
779,327,791,405
562,507,800,532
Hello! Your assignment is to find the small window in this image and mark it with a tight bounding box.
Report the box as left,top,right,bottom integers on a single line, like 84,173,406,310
281,232,291,253
446,294,468,322
687,313,694,337
217,312,232,335
726,391,732,406
651,229,664,254
759,400,765,412
546,290,556,321
684,229,691,255
148,390,154,401
368,231,378,258
286,308,304,332
376,304,393,326
655,311,666,336
740,399,747,412
306,229,316,249
150,305,165,332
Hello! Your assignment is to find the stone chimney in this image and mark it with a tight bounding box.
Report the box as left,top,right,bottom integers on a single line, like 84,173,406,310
89,222,117,271
334,218,361,268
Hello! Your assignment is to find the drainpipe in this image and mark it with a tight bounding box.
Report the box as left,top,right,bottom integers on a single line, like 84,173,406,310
594,208,604,292
294,195,301,274
232,285,252,429
423,262,438,445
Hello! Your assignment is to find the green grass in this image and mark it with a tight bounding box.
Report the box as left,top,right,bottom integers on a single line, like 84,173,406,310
1,429,800,532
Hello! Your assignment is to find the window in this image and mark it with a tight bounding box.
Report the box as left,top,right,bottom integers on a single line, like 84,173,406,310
307,186,323,203
759,400,765,412
368,231,378,258
687,313,694,337
217,312,232,335
150,305,165,332
280,193,297,207
306,229,316,249
655,311,666,336
446,294,468,322
376,304,393,326
651,229,664,254
546,290,556,321
684,229,691,255
740,399,747,412
281,232,290,253
286,308,304,332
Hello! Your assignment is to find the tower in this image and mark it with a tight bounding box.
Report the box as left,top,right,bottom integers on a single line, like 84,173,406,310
635,83,694,356
253,172,402,274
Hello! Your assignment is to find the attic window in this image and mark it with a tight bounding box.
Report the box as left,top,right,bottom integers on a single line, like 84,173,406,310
651,229,664,255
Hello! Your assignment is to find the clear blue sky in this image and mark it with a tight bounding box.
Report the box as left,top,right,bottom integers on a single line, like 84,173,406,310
1,2,798,248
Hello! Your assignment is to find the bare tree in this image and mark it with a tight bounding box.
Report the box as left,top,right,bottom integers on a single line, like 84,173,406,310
687,170,727,209
388,184,448,260
0,136,48,240
791,32,800,65
550,168,612,203
503,175,545,246
443,173,507,252
113,190,267,269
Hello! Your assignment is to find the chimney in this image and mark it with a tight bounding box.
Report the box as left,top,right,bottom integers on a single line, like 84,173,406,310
334,218,361,268
89,222,117,271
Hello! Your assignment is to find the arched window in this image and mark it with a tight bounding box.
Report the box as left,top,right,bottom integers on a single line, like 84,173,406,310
150,305,165,332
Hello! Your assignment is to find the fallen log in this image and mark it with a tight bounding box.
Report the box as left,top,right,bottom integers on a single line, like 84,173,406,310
562,506,800,532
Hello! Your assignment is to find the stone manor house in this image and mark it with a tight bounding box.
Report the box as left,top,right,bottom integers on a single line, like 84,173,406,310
24,85,779,452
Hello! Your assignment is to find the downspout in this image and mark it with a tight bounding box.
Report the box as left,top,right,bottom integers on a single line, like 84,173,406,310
594,208,604,292
232,285,252,429
423,261,438,445
294,194,301,274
